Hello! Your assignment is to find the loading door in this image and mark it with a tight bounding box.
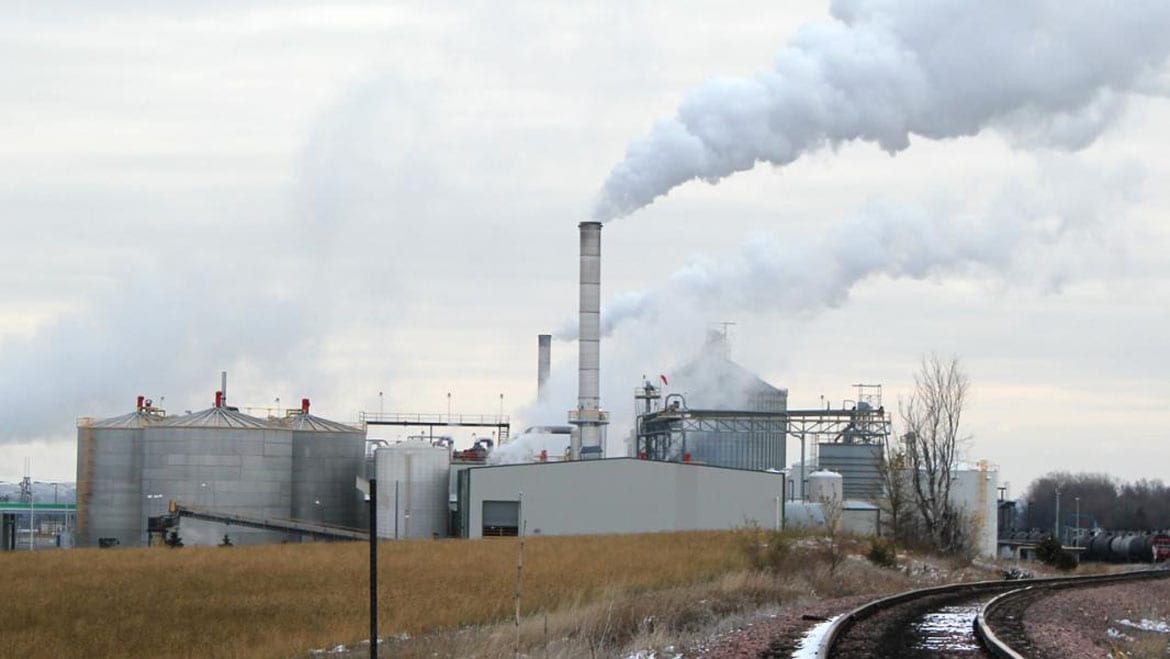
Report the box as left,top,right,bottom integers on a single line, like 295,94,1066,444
482,500,519,537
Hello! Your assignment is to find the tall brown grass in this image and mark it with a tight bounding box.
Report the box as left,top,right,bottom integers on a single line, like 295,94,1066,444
0,531,751,658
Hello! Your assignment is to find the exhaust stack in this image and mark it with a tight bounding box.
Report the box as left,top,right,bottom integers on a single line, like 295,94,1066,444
569,221,608,459
537,334,551,402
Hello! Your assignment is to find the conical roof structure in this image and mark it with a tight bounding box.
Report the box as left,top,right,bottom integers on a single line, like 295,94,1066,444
161,406,272,429
281,413,361,433
89,409,164,428
669,331,787,412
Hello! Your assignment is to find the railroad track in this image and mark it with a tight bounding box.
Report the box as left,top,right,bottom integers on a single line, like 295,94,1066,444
814,568,1169,658
976,569,1170,658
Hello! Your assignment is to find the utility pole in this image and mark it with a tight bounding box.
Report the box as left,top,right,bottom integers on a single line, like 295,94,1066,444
356,477,378,659
1054,486,1061,544
369,478,377,659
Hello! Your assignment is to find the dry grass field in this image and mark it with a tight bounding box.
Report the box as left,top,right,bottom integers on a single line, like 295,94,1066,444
0,531,775,658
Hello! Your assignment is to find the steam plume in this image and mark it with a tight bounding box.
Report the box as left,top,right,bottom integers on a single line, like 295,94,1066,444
593,1,1170,221
579,157,1141,337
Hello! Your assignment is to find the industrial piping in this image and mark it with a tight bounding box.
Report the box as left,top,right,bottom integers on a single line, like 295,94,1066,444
569,221,608,458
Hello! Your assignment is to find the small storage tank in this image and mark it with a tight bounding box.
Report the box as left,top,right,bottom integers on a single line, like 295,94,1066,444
807,470,844,504
375,442,450,539
75,397,164,548
282,399,365,528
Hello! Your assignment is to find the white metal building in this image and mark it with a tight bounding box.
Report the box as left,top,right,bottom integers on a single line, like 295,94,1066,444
456,458,785,539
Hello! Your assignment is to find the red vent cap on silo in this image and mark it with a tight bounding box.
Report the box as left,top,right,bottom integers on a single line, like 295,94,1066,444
137,395,145,411
215,391,223,408
301,398,310,414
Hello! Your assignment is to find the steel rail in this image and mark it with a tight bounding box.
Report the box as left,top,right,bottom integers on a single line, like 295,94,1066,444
815,568,1169,658
975,568,1170,658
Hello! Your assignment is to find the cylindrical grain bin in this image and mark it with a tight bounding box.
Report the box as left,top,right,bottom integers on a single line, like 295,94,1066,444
144,403,292,546
282,401,366,528
75,398,163,548
375,442,450,539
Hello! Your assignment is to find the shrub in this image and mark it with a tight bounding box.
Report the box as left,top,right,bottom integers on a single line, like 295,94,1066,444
734,521,792,573
1034,535,1077,571
866,539,897,568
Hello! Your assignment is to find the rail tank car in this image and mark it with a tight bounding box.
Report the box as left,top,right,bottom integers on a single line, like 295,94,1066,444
1073,532,1170,563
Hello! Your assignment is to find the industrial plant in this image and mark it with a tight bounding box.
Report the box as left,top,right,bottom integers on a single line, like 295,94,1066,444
6,221,1003,557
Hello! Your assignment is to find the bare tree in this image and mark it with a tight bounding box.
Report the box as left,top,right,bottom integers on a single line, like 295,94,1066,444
819,487,847,575
876,432,914,547
901,354,970,552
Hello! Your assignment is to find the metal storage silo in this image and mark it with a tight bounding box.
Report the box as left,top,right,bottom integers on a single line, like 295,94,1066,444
144,400,292,546
75,397,163,548
375,442,450,539
667,333,788,470
282,399,365,528
816,443,883,499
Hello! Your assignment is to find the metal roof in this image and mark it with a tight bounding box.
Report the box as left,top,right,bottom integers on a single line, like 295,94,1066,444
160,407,272,429
85,410,165,429
670,348,787,413
281,413,362,433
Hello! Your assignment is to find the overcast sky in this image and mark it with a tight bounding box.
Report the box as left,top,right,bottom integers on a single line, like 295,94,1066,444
2,2,1168,498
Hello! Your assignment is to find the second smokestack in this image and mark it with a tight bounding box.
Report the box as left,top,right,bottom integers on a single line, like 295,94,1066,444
537,334,551,403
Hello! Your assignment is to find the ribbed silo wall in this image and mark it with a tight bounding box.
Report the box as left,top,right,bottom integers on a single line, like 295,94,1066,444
681,384,786,470
749,388,787,413
76,423,145,548
817,443,883,500
686,429,785,471
374,443,450,539
291,429,365,528
143,425,293,546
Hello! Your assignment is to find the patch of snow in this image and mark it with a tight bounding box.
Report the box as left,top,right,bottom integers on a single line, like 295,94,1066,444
1106,627,1134,642
913,603,984,652
1116,618,1170,634
791,615,841,659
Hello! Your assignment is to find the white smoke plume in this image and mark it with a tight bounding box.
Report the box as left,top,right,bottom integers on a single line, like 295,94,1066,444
583,157,1142,337
593,0,1170,221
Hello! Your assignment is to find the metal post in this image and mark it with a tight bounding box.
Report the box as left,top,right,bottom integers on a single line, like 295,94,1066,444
799,432,807,501
369,478,378,659
1075,497,1080,543
394,481,399,541
1054,487,1061,543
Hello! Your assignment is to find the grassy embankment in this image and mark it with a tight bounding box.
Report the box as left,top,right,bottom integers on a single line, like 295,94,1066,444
0,530,914,658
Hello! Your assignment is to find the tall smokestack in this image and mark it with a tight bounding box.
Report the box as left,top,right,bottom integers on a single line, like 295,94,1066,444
537,334,551,403
220,371,228,407
569,221,607,458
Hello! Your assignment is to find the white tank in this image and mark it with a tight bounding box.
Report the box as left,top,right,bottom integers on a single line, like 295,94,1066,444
375,442,450,539
808,470,844,504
